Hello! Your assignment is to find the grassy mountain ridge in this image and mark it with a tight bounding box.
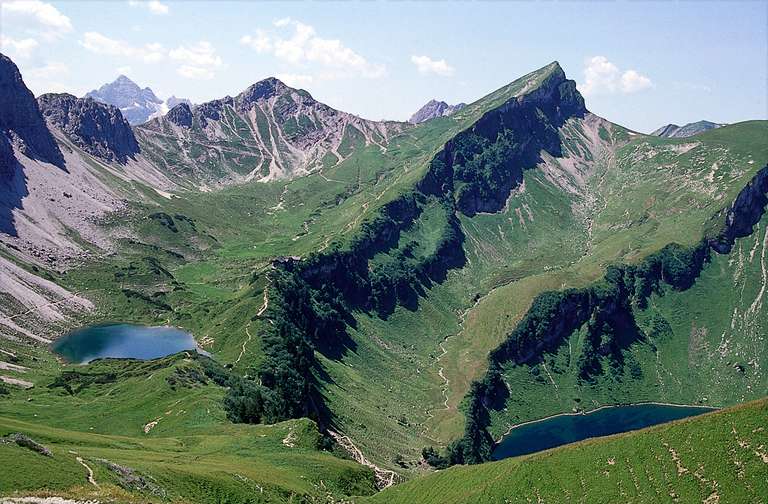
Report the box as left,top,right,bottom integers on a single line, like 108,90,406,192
363,398,768,504
0,355,376,503
436,161,768,466
422,121,768,446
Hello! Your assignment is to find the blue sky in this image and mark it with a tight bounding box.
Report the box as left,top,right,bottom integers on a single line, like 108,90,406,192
1,0,765,132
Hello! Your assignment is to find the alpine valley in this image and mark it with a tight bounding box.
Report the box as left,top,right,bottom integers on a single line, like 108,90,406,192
0,49,766,504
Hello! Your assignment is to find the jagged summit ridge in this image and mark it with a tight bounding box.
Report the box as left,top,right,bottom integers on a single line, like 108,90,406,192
85,75,164,126
409,99,467,124
651,120,725,138
136,76,406,185
166,95,191,109
38,93,140,163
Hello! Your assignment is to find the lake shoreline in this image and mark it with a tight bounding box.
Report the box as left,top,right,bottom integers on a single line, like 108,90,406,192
494,401,719,443
52,323,200,364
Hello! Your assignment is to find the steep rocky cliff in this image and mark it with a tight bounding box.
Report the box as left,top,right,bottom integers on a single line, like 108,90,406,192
166,102,193,128
0,53,64,171
710,165,768,253
38,93,140,163
443,164,768,467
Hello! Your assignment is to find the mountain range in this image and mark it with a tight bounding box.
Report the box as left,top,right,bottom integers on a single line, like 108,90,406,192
85,75,190,126
650,119,725,138
408,99,467,123
1,50,767,504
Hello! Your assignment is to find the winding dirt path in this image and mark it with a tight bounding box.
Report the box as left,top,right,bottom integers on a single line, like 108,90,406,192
424,336,452,429
328,430,399,489
422,274,530,437
74,456,99,488
234,289,269,366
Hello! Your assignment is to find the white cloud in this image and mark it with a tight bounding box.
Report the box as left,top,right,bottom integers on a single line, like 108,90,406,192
240,31,272,53
620,69,653,93
128,0,170,15
78,32,222,80
116,65,132,75
0,36,40,58
273,17,292,28
26,61,68,80
1,0,73,39
241,18,385,79
276,73,314,88
410,55,455,77
579,56,653,97
169,41,223,79
22,61,73,95
79,32,165,63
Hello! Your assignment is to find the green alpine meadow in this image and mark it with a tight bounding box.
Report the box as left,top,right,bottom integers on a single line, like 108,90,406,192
0,2,766,502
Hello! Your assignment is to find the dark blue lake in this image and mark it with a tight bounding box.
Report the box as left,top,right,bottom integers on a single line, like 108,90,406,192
492,403,715,460
52,324,200,364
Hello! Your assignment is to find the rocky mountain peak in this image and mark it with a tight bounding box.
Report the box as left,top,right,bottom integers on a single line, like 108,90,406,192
114,74,134,85
0,53,64,171
235,77,296,110
38,92,139,163
136,75,404,184
166,102,193,128
86,75,164,126
167,95,191,109
409,99,466,124
651,120,725,138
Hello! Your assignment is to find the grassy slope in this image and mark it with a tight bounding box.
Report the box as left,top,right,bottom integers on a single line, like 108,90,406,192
0,355,375,502
364,399,768,504
7,64,555,472
473,124,768,441
417,121,768,443
2,61,766,499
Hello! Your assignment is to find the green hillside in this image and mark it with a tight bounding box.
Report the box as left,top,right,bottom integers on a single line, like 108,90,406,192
2,56,767,503
0,354,375,503
364,399,768,504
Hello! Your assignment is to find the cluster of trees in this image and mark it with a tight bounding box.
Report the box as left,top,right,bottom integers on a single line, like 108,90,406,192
225,81,600,435
223,194,465,424
429,85,577,216
452,130,522,215
422,371,502,467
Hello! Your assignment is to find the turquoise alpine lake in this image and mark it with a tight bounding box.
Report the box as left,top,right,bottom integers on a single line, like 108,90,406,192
492,403,715,460
52,323,201,364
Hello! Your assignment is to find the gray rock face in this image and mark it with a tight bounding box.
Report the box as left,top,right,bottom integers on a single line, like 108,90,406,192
38,93,139,163
650,123,680,137
166,102,193,128
85,75,164,126
0,53,64,172
710,165,768,253
651,120,725,138
235,77,288,111
409,99,467,124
